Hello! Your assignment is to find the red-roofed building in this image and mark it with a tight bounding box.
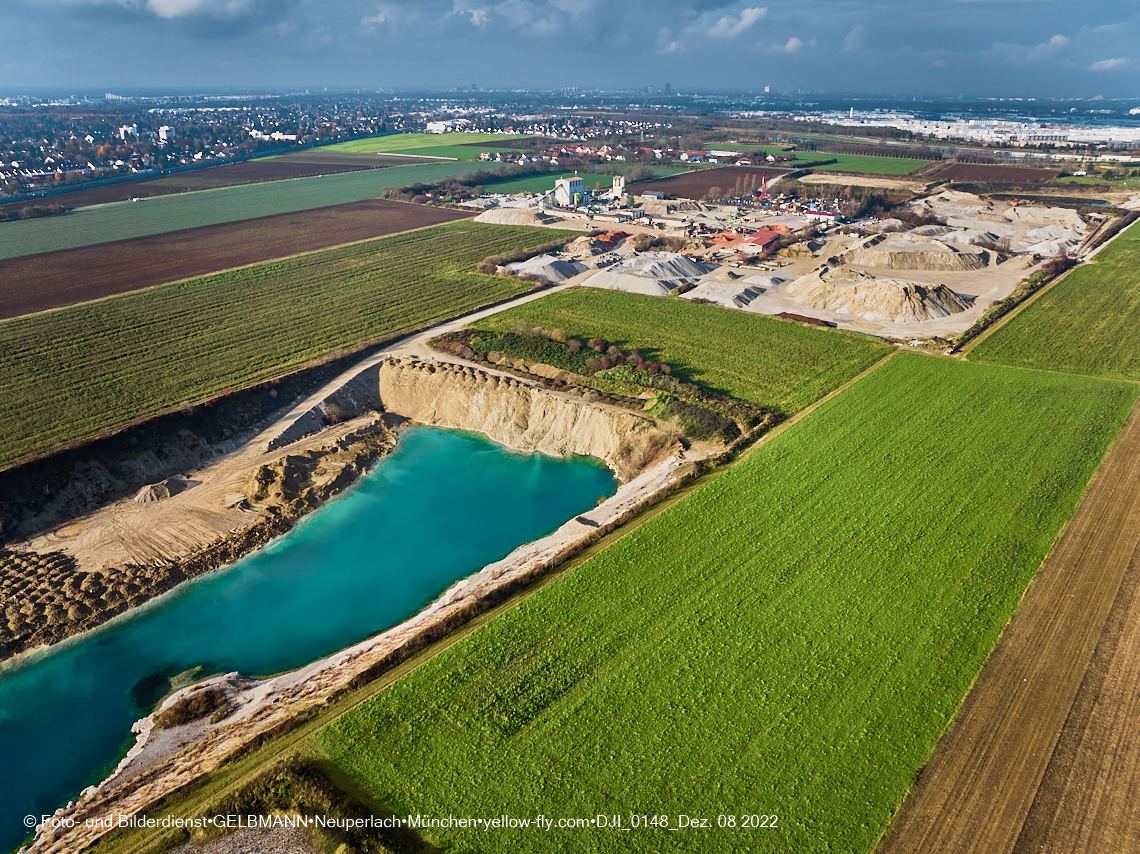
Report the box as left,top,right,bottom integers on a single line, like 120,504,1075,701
743,229,782,250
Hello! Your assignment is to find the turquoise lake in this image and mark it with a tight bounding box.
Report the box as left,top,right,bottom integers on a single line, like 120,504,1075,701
0,427,616,851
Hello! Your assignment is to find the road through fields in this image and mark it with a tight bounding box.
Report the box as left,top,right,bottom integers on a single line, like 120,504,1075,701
878,399,1140,854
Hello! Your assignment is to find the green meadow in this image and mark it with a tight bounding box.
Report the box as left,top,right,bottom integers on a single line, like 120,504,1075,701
319,354,1137,854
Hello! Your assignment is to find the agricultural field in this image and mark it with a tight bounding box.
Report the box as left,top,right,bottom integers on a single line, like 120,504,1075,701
0,222,561,468
318,354,1138,854
932,162,1059,183
808,154,931,175
0,161,483,260
321,132,530,161
0,200,472,320
632,166,794,200
478,288,892,412
969,219,1140,381
0,151,414,216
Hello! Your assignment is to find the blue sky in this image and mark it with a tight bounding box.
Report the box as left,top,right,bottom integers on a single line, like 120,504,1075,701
2,0,1138,97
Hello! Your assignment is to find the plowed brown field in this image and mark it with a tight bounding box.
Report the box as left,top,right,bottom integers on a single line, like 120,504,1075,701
0,199,472,319
878,400,1140,854
934,162,1060,183
0,151,420,214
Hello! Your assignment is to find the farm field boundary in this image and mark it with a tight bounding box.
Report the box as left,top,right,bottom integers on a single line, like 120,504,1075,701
967,218,1140,381
477,287,894,413
932,162,1060,183
0,161,487,260
807,154,930,175
0,152,420,215
321,132,531,161
73,346,906,854
313,355,1137,854
0,200,473,320
0,222,563,469
878,398,1140,854
632,165,793,199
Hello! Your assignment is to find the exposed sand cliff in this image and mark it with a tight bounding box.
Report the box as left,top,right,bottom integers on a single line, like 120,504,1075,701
374,356,674,482
24,449,694,854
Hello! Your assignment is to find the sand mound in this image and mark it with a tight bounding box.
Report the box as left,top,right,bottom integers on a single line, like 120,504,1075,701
474,208,551,226
944,229,1009,248
1011,224,1084,256
507,254,588,282
786,267,972,323
1005,205,1085,230
910,225,956,237
585,252,714,296
133,477,189,505
840,233,989,272
944,216,1017,235
861,218,913,233
683,273,788,310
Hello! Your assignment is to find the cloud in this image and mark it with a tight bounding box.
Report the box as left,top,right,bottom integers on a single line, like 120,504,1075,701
1024,33,1069,62
145,0,255,16
842,24,865,52
708,6,767,39
1090,57,1126,71
781,35,801,53
450,0,491,26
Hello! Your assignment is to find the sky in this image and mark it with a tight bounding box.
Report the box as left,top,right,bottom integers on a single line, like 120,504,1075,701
2,0,1138,98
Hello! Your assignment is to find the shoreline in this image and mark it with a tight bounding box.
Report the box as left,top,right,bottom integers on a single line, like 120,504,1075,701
1,415,401,665
24,444,696,854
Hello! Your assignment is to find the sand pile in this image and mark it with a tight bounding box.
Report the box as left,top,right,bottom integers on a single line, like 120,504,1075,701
910,225,955,238
506,254,588,282
1013,224,1084,256
785,267,972,323
861,218,913,233
683,273,789,310
944,229,1010,248
133,477,190,505
565,236,602,256
474,208,551,226
944,215,1017,234
840,233,989,272
585,252,715,296
1006,205,1085,230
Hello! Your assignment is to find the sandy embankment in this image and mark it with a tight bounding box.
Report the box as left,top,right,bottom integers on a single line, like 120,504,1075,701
20,343,694,852
26,443,693,854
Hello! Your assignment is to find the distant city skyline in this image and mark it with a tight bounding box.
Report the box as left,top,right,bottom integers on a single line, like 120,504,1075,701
2,1,1137,99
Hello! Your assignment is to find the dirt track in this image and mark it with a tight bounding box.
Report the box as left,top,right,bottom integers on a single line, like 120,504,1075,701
878,399,1140,854
0,200,472,319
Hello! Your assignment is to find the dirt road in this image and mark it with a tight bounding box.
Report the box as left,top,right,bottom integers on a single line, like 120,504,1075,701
878,400,1140,854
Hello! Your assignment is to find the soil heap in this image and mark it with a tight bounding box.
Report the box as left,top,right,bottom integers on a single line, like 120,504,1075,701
785,266,972,324
838,233,990,272
585,252,715,296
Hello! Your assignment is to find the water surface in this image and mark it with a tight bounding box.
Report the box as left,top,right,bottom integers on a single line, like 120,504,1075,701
0,428,615,851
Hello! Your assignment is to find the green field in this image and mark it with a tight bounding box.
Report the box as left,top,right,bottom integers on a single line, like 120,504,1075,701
477,288,893,412
0,222,562,467
321,132,530,161
969,219,1140,381
0,162,482,260
809,154,929,175
318,355,1137,854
